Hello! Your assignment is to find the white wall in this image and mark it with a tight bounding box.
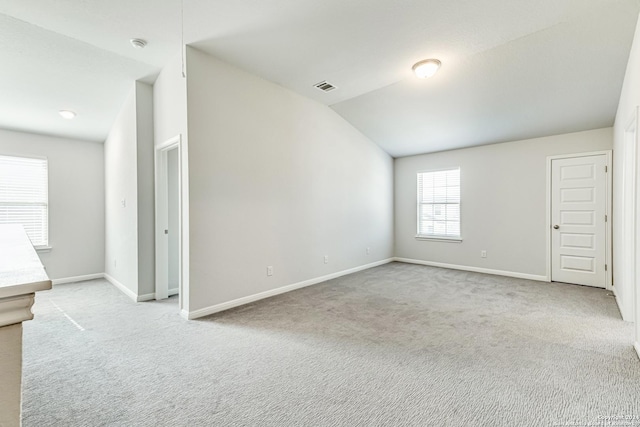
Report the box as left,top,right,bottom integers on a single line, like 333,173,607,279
0,128,104,280
104,87,139,293
395,128,612,278
613,11,640,338
135,82,155,296
153,53,187,146
185,47,394,314
104,81,155,298
153,52,189,308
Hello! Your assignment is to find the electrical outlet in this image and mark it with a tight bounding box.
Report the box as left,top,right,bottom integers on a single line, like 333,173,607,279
366,247,371,255
114,259,117,267
267,266,273,276
324,255,329,264
481,250,487,258
121,199,126,208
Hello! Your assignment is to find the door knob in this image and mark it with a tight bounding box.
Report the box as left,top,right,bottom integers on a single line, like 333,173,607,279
553,225,559,229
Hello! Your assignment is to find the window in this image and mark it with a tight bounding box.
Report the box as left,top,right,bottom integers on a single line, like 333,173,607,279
417,168,460,240
0,155,48,247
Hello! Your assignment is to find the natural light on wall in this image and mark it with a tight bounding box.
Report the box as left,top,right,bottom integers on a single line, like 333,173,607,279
0,155,49,247
417,168,461,239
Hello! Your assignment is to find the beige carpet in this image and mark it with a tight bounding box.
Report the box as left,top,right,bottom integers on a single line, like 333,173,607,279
22,262,640,426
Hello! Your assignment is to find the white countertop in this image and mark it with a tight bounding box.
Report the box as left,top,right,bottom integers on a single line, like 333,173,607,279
0,224,51,299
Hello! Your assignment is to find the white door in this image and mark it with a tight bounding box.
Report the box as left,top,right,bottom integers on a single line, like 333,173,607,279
155,135,183,304
551,155,607,288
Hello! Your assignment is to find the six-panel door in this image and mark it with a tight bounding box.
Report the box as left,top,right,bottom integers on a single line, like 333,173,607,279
551,155,607,288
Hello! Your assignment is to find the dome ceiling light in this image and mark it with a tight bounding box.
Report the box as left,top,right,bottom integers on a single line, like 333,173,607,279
412,59,441,79
58,110,76,119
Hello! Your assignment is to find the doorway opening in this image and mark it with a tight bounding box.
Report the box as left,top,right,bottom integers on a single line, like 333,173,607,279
155,135,188,313
166,147,180,297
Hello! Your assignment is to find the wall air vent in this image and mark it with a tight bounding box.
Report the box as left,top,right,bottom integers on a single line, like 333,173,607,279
314,81,337,92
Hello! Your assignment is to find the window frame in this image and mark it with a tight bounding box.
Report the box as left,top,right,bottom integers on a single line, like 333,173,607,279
415,167,462,242
0,153,50,249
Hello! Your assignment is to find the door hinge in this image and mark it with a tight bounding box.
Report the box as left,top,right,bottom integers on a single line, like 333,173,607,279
605,214,607,222
605,264,608,271
605,165,608,173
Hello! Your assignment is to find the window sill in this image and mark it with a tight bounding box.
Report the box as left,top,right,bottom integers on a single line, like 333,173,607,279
415,235,463,243
35,246,52,253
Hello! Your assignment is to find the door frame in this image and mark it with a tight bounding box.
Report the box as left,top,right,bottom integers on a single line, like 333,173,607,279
545,150,612,289
623,109,638,322
154,134,189,314
631,107,640,356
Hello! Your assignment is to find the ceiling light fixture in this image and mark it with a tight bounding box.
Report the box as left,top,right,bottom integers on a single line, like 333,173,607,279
412,59,441,79
58,110,76,119
130,38,147,49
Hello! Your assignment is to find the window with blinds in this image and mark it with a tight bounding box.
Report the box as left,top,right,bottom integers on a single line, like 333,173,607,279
417,168,460,239
0,155,49,247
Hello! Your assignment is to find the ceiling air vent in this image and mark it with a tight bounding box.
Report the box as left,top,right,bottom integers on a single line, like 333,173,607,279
314,81,337,92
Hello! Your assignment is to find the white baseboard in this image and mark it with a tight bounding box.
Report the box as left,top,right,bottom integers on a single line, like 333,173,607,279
635,342,640,361
52,273,104,285
393,257,548,282
611,287,634,322
103,274,159,302
184,258,394,320
104,273,139,302
137,293,156,302
136,288,178,302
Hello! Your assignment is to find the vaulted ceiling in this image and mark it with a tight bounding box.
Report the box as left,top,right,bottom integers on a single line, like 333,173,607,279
0,0,638,157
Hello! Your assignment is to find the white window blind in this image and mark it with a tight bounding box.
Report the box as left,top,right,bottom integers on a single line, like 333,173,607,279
0,155,48,247
417,168,460,239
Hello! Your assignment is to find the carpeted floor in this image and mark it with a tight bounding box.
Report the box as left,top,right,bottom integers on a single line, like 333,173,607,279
22,262,640,426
